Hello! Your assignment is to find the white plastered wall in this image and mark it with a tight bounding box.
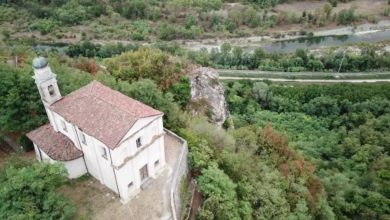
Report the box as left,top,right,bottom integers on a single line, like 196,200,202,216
34,144,87,179
110,116,166,202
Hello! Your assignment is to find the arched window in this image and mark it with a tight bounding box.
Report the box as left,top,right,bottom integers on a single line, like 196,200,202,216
48,85,55,96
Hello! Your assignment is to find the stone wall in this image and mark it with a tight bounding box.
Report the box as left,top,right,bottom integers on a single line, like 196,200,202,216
165,129,189,220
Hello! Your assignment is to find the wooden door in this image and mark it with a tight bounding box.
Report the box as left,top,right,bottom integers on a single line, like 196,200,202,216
140,164,149,182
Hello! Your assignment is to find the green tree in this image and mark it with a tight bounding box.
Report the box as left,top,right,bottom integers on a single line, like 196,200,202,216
167,76,191,108
105,47,182,89
197,166,240,220
0,158,75,219
0,64,47,132
303,96,340,117
252,82,272,107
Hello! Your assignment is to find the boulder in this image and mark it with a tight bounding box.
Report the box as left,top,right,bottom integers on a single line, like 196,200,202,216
189,67,229,126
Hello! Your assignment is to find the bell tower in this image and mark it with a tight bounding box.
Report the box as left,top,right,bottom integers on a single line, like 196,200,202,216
32,57,62,105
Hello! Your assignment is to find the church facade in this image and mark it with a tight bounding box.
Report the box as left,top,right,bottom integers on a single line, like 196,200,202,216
27,57,166,203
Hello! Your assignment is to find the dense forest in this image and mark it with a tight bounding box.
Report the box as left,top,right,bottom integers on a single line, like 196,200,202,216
222,80,390,219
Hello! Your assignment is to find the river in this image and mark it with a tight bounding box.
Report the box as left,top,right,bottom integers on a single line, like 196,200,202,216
181,21,390,53
259,29,390,53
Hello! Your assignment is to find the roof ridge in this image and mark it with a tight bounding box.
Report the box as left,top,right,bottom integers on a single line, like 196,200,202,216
88,81,139,117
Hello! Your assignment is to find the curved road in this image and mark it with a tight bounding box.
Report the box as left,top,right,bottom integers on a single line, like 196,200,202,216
219,76,390,83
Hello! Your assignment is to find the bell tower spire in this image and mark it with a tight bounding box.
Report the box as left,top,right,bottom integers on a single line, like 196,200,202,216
32,57,62,105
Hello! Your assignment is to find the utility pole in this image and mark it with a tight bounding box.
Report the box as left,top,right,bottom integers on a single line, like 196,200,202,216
338,50,346,73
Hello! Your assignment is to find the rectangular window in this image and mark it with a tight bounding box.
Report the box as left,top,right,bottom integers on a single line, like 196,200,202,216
101,147,107,159
154,160,159,167
61,120,67,132
80,132,86,145
48,85,55,96
136,137,142,148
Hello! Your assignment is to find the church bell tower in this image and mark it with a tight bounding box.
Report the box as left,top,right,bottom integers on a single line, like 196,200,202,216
32,57,62,105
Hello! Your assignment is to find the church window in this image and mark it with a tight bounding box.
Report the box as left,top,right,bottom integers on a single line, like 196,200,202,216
81,133,87,145
102,147,107,159
154,160,159,167
136,137,142,148
61,120,67,132
48,85,55,96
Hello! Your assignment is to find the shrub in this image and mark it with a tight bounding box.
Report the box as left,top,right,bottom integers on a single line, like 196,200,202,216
130,20,151,41
0,6,17,23
337,8,358,25
158,23,177,40
30,19,58,35
121,0,149,19
56,4,88,25
384,7,390,16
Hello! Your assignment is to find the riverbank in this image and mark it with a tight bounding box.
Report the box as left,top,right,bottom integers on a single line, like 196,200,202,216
178,20,390,52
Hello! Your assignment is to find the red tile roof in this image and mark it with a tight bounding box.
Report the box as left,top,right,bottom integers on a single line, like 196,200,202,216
49,81,162,149
26,124,83,161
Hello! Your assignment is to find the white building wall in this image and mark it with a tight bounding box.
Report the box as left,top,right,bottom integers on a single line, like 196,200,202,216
35,144,87,179
122,115,161,140
91,137,118,193
44,107,59,132
110,116,166,202
50,112,82,150
115,136,165,202
112,116,164,167
63,157,88,179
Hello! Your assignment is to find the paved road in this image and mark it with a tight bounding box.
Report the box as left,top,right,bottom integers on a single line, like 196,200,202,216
218,69,390,77
219,76,390,83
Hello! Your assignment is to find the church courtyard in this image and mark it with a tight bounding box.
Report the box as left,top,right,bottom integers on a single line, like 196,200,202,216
59,133,184,220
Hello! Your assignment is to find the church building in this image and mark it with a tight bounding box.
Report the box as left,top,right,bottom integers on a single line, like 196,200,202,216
27,57,166,203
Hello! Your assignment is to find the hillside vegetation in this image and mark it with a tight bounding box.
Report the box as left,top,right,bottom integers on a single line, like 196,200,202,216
1,0,389,43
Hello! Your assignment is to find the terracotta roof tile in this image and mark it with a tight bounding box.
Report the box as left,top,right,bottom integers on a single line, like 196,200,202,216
26,124,83,161
49,81,162,149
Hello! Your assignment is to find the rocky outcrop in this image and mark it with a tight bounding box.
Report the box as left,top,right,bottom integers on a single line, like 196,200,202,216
189,67,229,126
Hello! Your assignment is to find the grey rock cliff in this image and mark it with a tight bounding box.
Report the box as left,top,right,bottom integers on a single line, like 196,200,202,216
189,67,229,126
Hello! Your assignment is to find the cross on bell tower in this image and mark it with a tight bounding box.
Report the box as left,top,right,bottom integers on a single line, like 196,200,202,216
32,57,62,105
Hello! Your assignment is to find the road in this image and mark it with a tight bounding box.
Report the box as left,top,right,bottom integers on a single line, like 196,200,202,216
219,76,390,83
217,69,390,83
218,69,390,77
